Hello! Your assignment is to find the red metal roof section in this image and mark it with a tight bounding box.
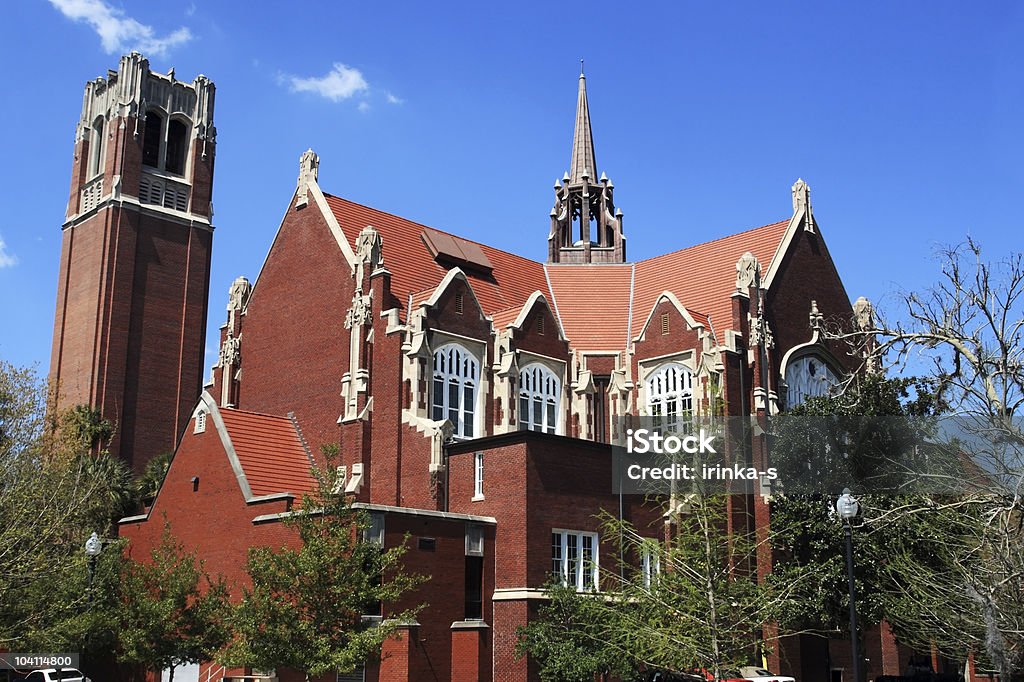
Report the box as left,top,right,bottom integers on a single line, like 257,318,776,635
545,264,635,350
632,220,789,339
218,409,317,498
325,195,547,315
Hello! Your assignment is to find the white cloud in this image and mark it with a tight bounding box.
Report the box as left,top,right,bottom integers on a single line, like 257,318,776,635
49,0,192,58
0,236,18,269
385,91,404,105
289,63,369,102
358,101,371,113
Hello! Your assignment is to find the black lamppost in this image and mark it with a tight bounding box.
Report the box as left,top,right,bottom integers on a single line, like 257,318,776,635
836,488,862,682
84,532,102,598
83,531,102,670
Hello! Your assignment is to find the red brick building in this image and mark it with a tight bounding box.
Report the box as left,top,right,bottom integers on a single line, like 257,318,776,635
54,57,917,682
50,52,216,472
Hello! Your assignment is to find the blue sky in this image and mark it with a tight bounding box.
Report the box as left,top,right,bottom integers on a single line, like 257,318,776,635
1,1,1021,376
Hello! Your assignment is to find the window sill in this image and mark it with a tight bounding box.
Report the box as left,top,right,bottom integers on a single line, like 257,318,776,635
471,494,485,502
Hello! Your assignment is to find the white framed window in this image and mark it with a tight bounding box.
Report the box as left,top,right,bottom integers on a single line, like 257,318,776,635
193,410,207,434
645,362,693,433
465,523,484,556
518,363,560,434
362,511,385,545
551,529,599,591
641,541,661,589
432,343,480,439
473,451,484,499
785,354,838,408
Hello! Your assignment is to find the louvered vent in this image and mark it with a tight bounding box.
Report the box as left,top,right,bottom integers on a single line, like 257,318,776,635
139,173,190,212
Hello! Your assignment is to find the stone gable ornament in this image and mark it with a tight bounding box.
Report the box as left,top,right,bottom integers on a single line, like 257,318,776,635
356,226,383,269
735,252,760,291
345,290,372,329
219,328,240,367
853,296,874,331
227,276,251,312
792,178,815,232
295,148,319,206
809,299,824,331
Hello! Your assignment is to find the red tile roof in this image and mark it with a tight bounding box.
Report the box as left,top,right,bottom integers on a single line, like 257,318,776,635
218,409,317,498
325,195,549,316
632,220,789,341
545,264,635,350
323,193,789,351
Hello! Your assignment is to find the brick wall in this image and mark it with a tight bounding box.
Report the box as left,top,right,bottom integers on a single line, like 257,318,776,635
241,198,351,453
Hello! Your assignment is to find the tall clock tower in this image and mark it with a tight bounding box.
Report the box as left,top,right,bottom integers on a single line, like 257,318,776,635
50,52,216,471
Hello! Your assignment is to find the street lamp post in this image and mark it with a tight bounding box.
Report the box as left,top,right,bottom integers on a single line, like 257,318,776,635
83,531,102,670
84,532,102,600
836,488,862,682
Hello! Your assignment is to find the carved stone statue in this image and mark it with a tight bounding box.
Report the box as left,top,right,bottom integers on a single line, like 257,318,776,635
735,252,760,291
219,328,240,367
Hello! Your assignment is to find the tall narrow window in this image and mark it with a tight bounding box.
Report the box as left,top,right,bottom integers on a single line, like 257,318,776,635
89,118,105,177
473,451,484,499
518,363,560,434
465,524,484,620
645,362,693,434
432,343,479,439
142,112,163,168
591,376,610,443
454,291,464,315
165,119,189,175
551,530,599,591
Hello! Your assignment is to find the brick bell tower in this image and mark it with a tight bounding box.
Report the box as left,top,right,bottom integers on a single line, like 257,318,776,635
50,53,216,472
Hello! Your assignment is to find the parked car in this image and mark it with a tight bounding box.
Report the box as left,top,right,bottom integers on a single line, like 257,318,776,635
19,669,89,682
739,666,796,682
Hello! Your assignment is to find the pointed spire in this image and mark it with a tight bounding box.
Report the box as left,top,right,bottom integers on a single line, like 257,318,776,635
569,64,597,185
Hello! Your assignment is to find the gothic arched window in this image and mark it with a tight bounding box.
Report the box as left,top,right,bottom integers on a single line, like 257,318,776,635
165,119,189,175
432,343,479,439
784,354,838,408
645,363,693,433
519,363,560,434
142,111,163,168
89,117,105,177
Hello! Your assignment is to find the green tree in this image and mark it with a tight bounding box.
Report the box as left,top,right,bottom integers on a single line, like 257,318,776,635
0,362,134,650
828,240,1024,679
117,526,232,682
768,374,946,634
515,583,635,682
222,456,424,677
517,499,798,681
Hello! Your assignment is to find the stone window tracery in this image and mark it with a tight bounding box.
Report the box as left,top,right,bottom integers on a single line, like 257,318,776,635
784,354,838,408
644,362,693,433
432,343,479,439
518,363,560,434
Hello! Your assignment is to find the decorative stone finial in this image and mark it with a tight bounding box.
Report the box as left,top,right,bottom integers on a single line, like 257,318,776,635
791,178,809,212
356,226,384,270
735,252,760,291
809,299,824,330
853,296,874,331
227,276,252,312
296,148,319,207
791,178,815,232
